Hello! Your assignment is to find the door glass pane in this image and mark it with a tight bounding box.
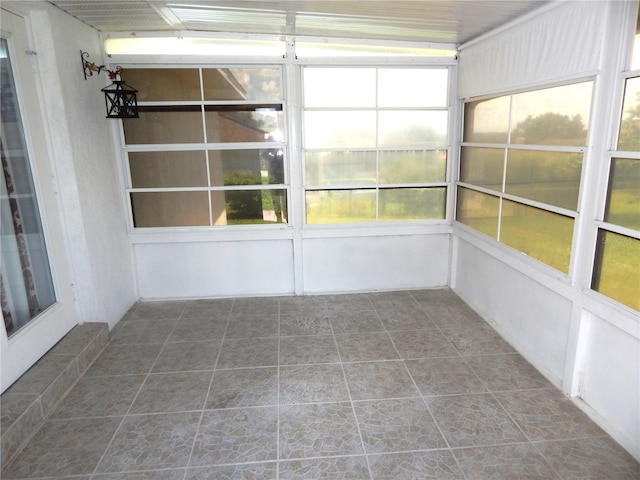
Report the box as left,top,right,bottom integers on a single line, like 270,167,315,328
459,147,505,191
379,187,445,221
123,106,204,144
306,189,376,224
592,230,640,311
505,150,583,210
463,96,510,143
379,150,446,184
203,68,281,101
378,69,448,107
510,82,592,146
129,151,207,188
604,158,640,230
617,76,640,151
500,200,574,273
456,187,500,239
1,39,56,336
305,151,377,186
378,111,447,146
123,68,201,101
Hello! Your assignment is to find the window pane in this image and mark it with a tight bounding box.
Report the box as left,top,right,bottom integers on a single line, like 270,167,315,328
592,230,640,311
378,111,447,147
131,191,209,227
463,96,510,143
631,8,640,70
212,189,287,225
500,200,574,273
129,151,207,187
306,189,376,224
123,106,203,144
202,68,281,101
305,151,376,186
459,147,504,191
379,187,445,221
379,150,446,184
605,158,640,230
378,69,448,107
505,150,583,210
205,106,283,143
304,111,376,148
209,149,283,187
122,69,200,101
304,68,376,107
511,82,592,146
617,76,640,151
456,187,500,238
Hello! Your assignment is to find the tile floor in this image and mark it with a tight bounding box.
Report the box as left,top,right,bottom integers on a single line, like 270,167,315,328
3,289,639,479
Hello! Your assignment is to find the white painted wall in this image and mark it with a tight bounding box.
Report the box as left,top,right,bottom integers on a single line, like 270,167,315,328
19,3,136,329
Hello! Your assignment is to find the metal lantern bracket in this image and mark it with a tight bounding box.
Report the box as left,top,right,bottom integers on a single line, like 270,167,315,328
81,50,139,119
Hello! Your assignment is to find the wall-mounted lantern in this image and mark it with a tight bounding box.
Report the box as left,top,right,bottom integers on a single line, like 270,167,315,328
81,51,138,119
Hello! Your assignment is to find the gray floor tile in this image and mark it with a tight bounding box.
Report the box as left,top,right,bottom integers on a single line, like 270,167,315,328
86,343,163,376
535,437,640,479
280,296,329,315
389,329,457,358
217,338,279,368
425,394,527,448
128,301,186,321
439,323,516,355
51,375,145,419
280,313,333,336
206,367,278,408
325,294,374,314
5,355,75,395
231,297,280,315
335,333,400,363
368,450,465,479
97,412,201,472
109,318,177,345
464,353,552,392
2,416,121,478
129,371,213,414
225,314,279,338
168,316,228,343
280,364,350,404
495,388,606,441
330,311,386,334
376,306,437,331
453,443,561,480
405,357,488,396
342,361,419,400
181,298,233,318
279,456,371,479
353,398,446,454
279,335,340,365
423,303,486,330
190,407,278,466
93,470,186,479
279,402,364,459
153,340,222,372
185,463,277,479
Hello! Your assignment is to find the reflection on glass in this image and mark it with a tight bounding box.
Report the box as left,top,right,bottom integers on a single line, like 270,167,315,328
378,69,448,107
505,150,583,210
379,187,445,221
378,111,447,146
209,149,284,187
463,96,510,143
617,76,640,151
456,187,500,239
379,150,446,184
305,151,376,185
631,9,640,70
214,189,287,225
1,38,56,336
124,107,204,144
510,82,592,146
123,69,200,101
306,189,376,224
459,147,504,191
203,68,281,101
304,68,376,107
131,191,209,227
592,230,640,311
204,106,283,143
605,158,640,230
129,151,207,188
304,111,376,148
500,200,574,273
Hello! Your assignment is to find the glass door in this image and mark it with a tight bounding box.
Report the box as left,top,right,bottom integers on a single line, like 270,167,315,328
1,9,77,393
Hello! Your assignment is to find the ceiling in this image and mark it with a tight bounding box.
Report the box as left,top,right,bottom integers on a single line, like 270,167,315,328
46,0,550,45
